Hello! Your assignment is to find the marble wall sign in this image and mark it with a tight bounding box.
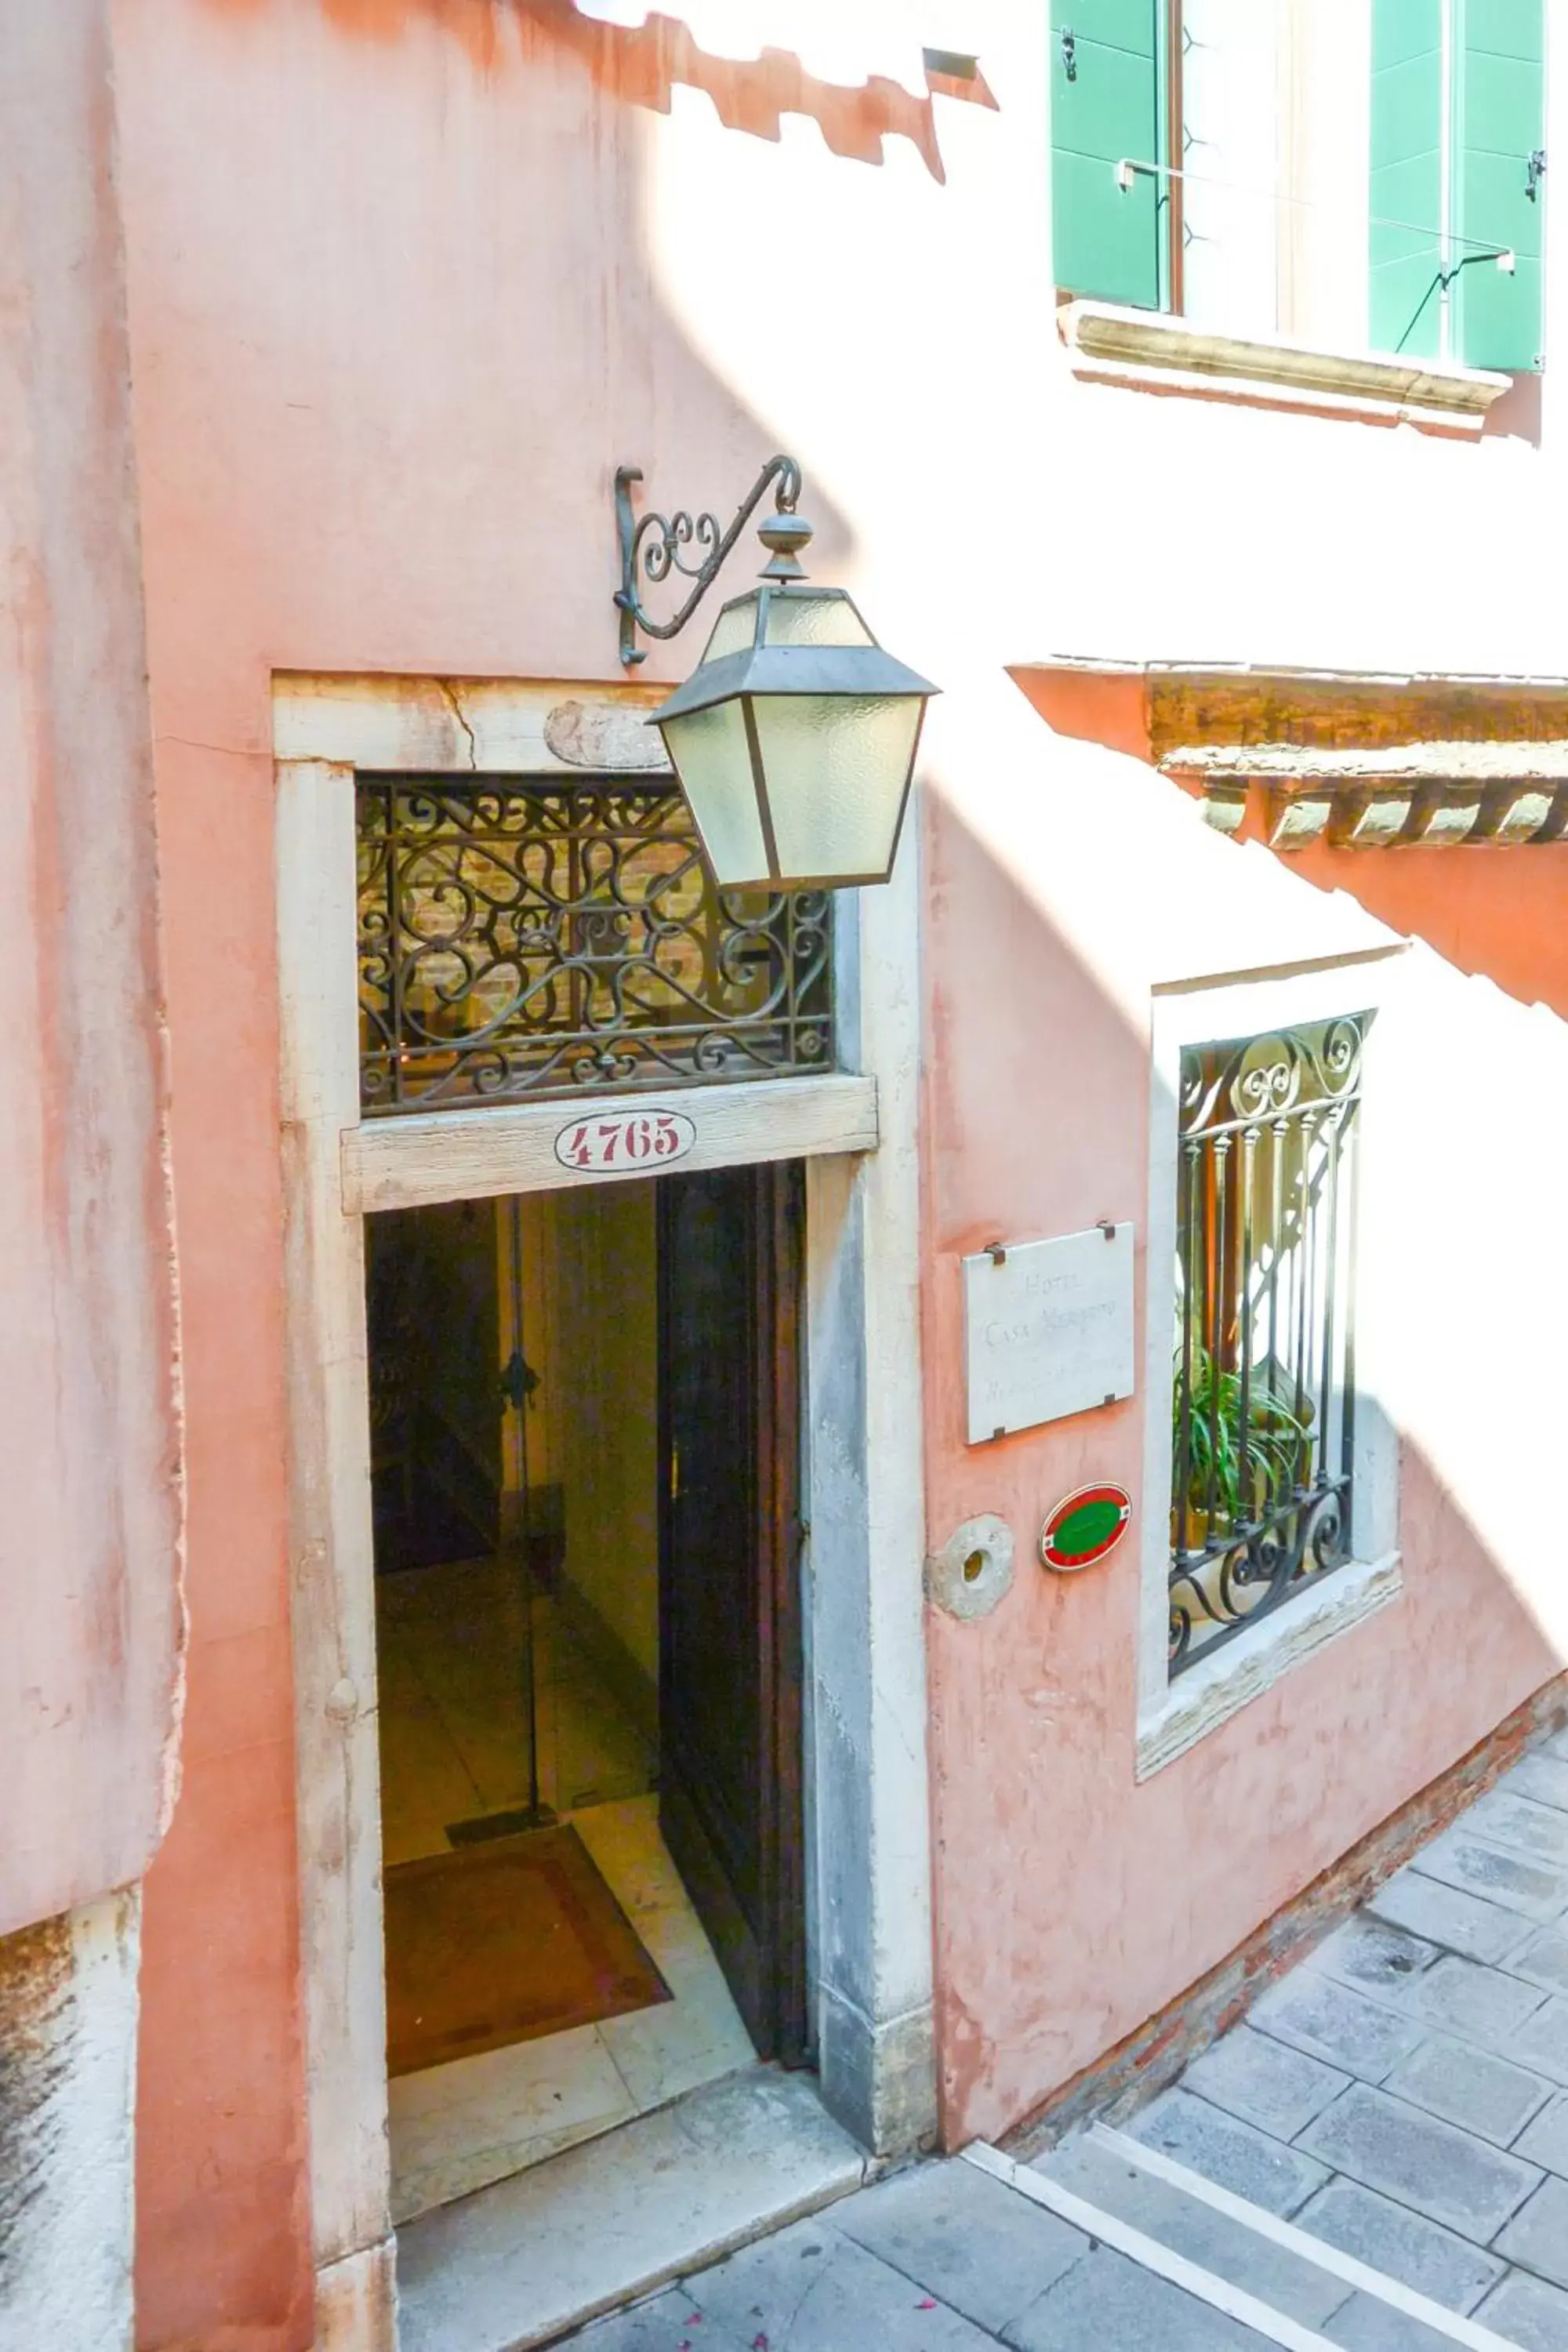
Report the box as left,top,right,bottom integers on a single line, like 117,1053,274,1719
963,1223,1134,1444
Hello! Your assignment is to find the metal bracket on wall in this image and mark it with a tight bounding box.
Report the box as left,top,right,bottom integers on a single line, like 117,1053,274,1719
614,453,806,668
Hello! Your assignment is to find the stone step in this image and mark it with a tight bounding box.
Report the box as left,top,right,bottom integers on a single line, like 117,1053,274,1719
1034,2125,1526,2352
397,2067,865,2352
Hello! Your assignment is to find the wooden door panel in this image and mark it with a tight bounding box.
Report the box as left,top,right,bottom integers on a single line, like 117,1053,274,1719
657,1162,806,2063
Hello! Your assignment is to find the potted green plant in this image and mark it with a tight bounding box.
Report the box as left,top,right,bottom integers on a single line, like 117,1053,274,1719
1174,1339,1312,1550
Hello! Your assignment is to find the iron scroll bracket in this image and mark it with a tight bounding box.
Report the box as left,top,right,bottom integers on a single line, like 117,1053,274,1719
615,453,804,667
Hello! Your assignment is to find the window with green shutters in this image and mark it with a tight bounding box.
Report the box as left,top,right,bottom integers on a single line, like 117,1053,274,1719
1050,2,1547,377
1051,2,1170,311
1370,0,1544,372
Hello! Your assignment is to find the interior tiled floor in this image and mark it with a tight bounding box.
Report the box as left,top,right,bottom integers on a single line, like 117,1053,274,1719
376,1556,659,1852
376,1559,756,2227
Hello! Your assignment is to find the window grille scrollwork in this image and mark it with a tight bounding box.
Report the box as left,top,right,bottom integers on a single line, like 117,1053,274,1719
356,777,833,1115
1170,1014,1368,1675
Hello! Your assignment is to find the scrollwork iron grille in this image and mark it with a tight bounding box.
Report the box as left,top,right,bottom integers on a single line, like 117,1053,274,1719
356,775,833,1113
1170,1014,1368,1675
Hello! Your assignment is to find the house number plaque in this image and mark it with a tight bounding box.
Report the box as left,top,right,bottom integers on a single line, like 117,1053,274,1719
553,1106,696,1174
962,1222,1135,1443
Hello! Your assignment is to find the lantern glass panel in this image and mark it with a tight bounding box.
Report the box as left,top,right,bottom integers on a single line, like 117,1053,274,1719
750,691,922,884
760,591,874,649
701,597,763,663
660,699,768,881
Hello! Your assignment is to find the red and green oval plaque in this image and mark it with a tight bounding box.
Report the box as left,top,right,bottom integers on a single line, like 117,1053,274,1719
1039,1483,1132,1573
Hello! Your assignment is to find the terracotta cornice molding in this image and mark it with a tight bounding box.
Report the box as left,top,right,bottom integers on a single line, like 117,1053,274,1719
1019,662,1568,849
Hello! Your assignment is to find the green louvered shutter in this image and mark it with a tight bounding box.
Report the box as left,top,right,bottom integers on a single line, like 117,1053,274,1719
1452,0,1544,372
1371,0,1545,371
1370,0,1445,358
1051,2,1167,309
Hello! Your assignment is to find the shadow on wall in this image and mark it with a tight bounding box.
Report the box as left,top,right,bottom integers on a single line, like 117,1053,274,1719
1278,832,1568,1020
1014,667,1568,1022
194,0,995,179
920,750,1568,2148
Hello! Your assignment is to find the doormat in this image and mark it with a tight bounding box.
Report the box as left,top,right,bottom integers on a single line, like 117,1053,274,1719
384,1824,671,2077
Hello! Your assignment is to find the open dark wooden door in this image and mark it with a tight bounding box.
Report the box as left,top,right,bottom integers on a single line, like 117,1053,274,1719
656,1160,808,2064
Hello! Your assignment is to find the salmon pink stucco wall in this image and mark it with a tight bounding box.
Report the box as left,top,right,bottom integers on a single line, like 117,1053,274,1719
2,0,182,1947
103,0,1568,2335
916,706,1568,2149
107,3,950,2342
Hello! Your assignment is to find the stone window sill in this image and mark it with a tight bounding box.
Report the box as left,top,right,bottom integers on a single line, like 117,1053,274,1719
1136,1551,1404,1780
1061,301,1512,437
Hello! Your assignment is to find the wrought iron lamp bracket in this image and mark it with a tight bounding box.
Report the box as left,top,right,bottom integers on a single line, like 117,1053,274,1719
615,453,806,667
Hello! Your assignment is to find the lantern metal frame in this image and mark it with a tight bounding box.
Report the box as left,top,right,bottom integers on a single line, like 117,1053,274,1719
648,579,935,889
615,453,808,669
614,455,938,891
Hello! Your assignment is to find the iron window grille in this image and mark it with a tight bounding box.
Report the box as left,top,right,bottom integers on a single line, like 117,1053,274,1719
1170,1013,1368,1675
356,775,833,1114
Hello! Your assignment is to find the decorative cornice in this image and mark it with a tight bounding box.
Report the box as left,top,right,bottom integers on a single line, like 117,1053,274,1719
1060,302,1512,435
1018,662,1568,849
1162,740,1568,848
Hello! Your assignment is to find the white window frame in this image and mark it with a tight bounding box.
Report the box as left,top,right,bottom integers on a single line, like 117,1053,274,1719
1135,952,1406,1779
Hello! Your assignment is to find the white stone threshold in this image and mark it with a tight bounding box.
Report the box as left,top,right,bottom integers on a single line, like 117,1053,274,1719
1060,301,1512,435
394,2066,866,2352
1137,1552,1404,1780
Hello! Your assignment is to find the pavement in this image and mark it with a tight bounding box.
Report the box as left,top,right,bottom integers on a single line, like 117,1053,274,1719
563,1722,1568,2351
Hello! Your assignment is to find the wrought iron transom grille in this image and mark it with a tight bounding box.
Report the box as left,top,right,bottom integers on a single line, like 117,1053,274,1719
356,775,833,1114
1170,1013,1368,1675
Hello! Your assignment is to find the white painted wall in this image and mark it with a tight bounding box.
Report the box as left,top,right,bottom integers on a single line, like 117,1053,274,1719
0,1891,141,2352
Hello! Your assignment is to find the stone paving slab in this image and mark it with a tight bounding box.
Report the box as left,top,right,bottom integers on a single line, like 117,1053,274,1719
1295,2081,1542,2241
833,2157,1086,2336
1508,1996,1568,2088
1512,1930,1568,1999
1181,2023,1351,2140
1475,2267,1568,2351
1293,2178,1506,2312
1041,2136,1352,2327
1321,2290,1468,2350
1515,2092,1568,2176
1494,2175,1568,2292
1309,1916,1442,1998
1249,1973,1425,2083
568,1735,1568,2352
1381,2030,1554,2147
1367,1866,1534,1965
1127,2088,1330,2216
1409,1831,1568,1924
568,2288,753,2350
1468,1791,1568,1867
686,2215,1004,2351
1512,1754,1568,1815
1002,2242,1273,2352
1397,1953,1549,2047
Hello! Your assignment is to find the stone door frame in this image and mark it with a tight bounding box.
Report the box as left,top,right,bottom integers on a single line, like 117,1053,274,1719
272,672,935,2348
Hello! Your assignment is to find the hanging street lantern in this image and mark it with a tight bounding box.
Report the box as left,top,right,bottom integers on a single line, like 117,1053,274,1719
614,456,937,891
